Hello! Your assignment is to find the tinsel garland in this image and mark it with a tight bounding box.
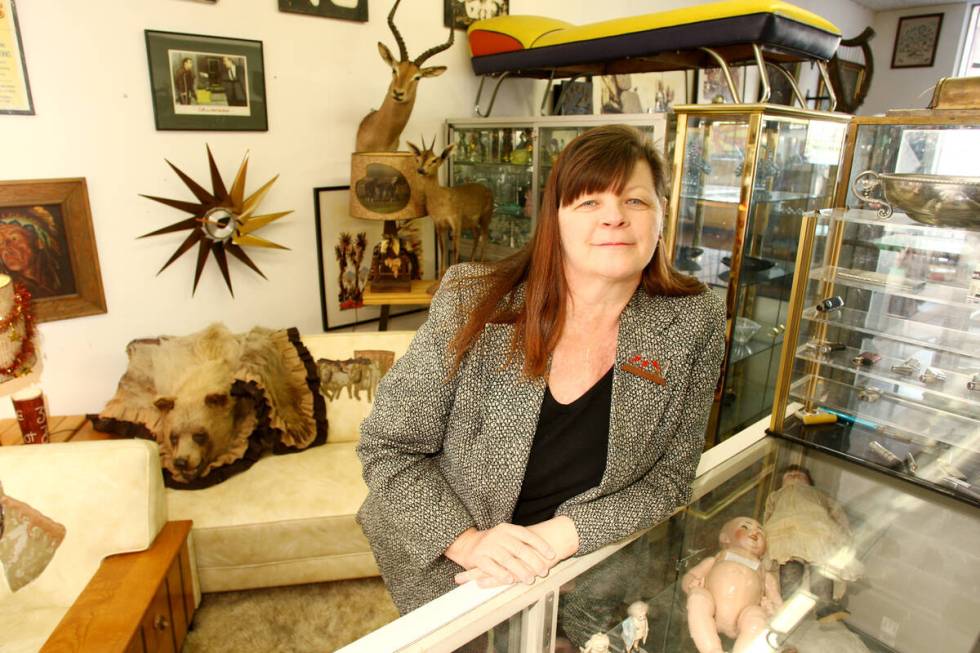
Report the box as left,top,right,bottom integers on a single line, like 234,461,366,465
0,283,35,378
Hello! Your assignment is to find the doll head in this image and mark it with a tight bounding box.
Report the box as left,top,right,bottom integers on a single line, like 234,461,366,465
780,464,813,488
627,600,648,619
719,517,766,557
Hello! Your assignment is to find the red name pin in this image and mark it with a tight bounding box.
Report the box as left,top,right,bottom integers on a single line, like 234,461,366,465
621,355,666,385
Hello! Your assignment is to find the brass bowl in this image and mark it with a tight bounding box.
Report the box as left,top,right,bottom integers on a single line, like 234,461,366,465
852,171,980,230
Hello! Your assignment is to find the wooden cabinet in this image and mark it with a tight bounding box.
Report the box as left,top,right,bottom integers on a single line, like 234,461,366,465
42,521,195,653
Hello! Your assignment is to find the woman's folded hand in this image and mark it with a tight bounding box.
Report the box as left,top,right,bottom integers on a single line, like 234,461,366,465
446,523,556,588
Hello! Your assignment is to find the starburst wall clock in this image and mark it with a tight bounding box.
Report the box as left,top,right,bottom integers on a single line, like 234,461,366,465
140,146,291,296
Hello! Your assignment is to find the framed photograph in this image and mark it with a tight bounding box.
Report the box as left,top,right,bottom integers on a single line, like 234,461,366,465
314,186,434,330
0,0,34,115
145,30,267,131
0,178,106,323
445,0,508,30
597,71,689,114
891,13,943,69
815,60,867,111
278,0,367,22
696,66,748,104
759,62,800,105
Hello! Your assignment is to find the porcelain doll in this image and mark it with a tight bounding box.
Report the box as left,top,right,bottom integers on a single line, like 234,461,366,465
580,632,610,653
681,517,781,653
763,465,863,621
620,600,649,652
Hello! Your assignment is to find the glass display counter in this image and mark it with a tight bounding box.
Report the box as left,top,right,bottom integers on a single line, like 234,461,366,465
768,109,980,508
666,104,850,447
445,115,666,262
339,424,979,653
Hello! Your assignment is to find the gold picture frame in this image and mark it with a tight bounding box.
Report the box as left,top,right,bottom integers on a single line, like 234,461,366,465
0,178,107,322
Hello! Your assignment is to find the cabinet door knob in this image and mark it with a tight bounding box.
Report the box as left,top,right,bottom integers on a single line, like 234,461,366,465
154,615,170,631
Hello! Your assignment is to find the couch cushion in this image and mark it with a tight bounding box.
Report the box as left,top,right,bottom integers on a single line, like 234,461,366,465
167,441,377,592
301,331,416,443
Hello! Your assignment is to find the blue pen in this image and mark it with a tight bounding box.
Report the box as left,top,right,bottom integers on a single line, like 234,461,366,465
820,407,879,431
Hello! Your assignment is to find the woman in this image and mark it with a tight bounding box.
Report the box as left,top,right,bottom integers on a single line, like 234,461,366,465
357,125,725,615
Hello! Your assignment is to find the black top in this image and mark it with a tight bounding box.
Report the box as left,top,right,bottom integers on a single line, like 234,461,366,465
511,367,613,527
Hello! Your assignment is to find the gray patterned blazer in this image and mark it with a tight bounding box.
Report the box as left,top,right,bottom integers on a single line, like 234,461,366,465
357,263,725,614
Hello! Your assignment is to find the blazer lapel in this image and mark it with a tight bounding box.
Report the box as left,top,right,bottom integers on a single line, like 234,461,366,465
603,291,682,490
476,322,546,525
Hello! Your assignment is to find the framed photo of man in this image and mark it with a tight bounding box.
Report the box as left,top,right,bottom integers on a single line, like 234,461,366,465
445,0,508,30
145,30,267,131
278,0,368,22
0,178,106,323
0,0,34,115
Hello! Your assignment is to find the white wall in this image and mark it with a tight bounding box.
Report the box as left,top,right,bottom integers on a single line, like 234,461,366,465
0,0,875,418
862,3,971,115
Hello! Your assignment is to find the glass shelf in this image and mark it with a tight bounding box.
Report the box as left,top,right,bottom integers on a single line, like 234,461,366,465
795,343,980,418
810,265,979,311
820,207,980,237
801,306,980,359
452,160,532,170
788,374,980,453
680,185,822,204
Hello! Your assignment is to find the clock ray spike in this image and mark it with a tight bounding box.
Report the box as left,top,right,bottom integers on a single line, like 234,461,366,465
233,233,290,250
227,245,267,279
237,210,293,235
240,175,280,217
158,230,203,274
140,193,207,215
206,145,228,199
192,239,212,295
166,159,215,204
140,216,201,239
213,243,234,296
228,153,250,208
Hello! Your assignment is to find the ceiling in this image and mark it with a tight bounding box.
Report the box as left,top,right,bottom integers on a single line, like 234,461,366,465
850,0,967,10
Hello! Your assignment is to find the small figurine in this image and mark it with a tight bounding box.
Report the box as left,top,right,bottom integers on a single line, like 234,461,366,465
918,367,947,385
851,351,880,366
620,601,649,653
580,632,610,653
815,295,844,313
682,517,781,653
890,357,921,376
764,466,863,623
967,373,979,391
857,385,882,402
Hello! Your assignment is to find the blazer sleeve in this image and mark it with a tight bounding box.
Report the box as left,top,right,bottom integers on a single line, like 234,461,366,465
356,265,476,569
555,296,725,555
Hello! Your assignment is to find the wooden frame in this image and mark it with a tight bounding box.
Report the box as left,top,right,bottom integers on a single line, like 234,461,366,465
0,0,34,115
0,178,106,323
145,30,268,131
891,13,944,69
314,186,432,330
815,60,866,112
278,0,367,22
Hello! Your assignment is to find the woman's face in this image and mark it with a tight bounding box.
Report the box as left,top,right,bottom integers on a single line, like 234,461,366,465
557,158,661,284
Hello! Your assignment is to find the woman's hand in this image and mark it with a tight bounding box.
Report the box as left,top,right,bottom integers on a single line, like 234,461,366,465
452,517,579,588
446,524,556,588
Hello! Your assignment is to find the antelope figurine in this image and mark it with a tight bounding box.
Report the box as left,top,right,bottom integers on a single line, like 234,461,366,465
409,138,494,274
355,0,454,152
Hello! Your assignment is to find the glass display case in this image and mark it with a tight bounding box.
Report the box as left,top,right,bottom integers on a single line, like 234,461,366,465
769,109,980,508
667,104,851,446
340,428,980,653
445,115,666,261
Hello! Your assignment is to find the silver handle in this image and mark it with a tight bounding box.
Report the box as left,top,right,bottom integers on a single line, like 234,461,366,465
851,170,893,219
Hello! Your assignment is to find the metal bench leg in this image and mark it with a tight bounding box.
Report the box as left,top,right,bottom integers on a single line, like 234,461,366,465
765,61,807,108
817,61,838,111
753,44,771,103
699,47,741,103
473,72,511,118
545,73,584,115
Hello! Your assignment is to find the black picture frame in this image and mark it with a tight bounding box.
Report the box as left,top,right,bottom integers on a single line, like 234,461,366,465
891,13,944,69
314,186,431,331
695,66,748,104
278,0,367,22
145,30,268,131
444,0,509,30
0,0,34,115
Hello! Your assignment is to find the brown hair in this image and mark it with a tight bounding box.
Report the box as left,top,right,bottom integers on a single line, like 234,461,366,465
450,124,705,377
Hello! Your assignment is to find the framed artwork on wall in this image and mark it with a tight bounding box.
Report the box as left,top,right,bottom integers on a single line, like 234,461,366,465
445,0,508,30
0,0,34,115
815,60,867,111
314,186,434,330
696,66,748,104
596,71,689,114
278,0,367,22
0,178,107,323
891,13,943,69
145,30,267,131
759,62,800,105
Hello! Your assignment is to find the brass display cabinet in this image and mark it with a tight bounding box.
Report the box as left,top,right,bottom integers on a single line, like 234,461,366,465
666,104,851,446
769,108,980,508
445,114,666,261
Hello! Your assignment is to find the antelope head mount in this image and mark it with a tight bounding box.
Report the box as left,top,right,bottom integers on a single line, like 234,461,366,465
355,0,455,153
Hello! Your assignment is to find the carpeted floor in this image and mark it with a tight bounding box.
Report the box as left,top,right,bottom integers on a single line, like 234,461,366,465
182,577,400,653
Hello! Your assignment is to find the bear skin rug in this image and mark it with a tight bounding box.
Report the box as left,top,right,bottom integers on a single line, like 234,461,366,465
90,323,327,489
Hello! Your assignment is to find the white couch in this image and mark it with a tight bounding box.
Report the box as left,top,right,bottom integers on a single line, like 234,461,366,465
165,330,416,593
0,439,172,653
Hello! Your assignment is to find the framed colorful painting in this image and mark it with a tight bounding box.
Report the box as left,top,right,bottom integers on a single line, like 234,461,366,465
0,178,106,323
314,186,434,330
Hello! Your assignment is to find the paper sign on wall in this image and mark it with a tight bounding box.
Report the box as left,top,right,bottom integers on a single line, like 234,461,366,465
0,0,33,115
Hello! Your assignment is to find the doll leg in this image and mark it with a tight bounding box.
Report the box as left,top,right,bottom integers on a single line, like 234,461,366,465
779,560,805,600
812,566,849,622
686,587,725,653
732,605,768,653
